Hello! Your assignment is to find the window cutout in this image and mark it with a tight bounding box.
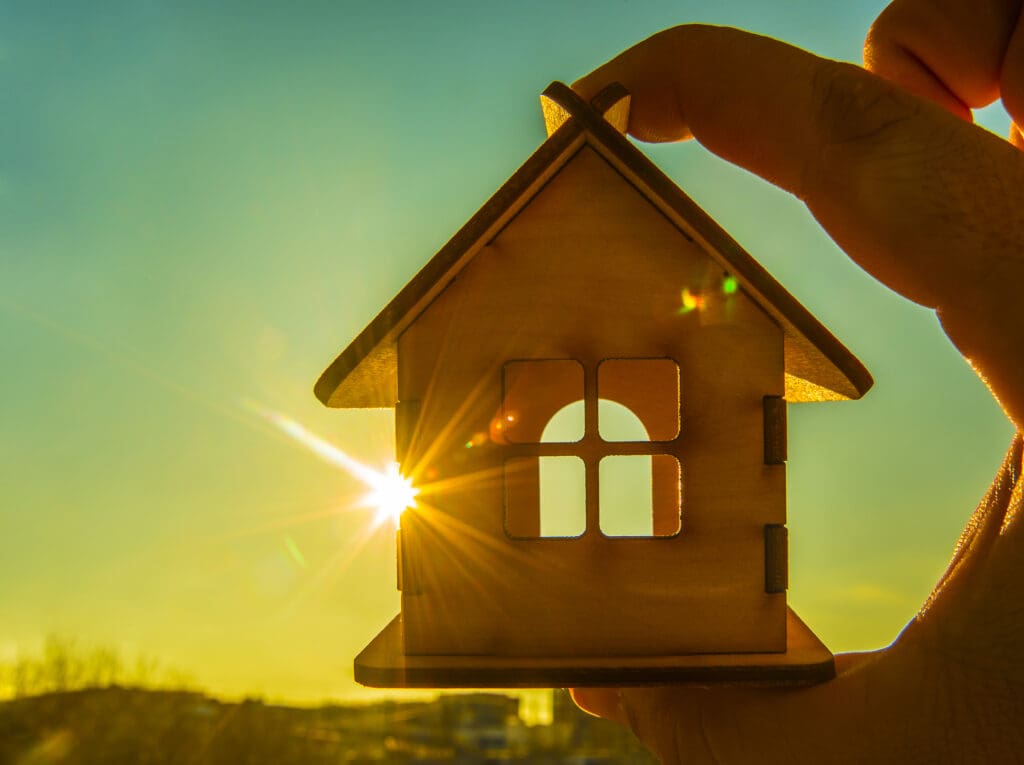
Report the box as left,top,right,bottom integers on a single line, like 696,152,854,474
505,456,585,539
502,360,584,443
542,400,585,444
598,359,680,441
599,455,681,537
597,399,648,442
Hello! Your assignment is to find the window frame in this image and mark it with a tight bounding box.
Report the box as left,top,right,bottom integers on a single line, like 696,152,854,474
501,357,683,540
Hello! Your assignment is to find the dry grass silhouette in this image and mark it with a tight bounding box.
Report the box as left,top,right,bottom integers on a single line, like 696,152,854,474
2,636,196,699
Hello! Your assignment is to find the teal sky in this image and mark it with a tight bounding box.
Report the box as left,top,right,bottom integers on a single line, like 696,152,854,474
1,1,1014,704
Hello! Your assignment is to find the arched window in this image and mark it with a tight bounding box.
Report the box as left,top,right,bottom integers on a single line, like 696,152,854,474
596,401,655,537
503,358,681,539
537,401,587,537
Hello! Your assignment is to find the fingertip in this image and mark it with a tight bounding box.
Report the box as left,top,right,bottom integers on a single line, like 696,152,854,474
863,0,1015,119
863,25,973,121
570,70,604,104
569,687,628,723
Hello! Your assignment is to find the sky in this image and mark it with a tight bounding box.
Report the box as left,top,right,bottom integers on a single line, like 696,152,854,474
0,1,1016,705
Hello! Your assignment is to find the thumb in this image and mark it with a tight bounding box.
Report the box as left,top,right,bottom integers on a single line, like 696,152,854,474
571,672,874,764
571,685,794,762
572,686,714,761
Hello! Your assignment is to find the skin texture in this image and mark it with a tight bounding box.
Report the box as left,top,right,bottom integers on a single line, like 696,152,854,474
571,3,1024,762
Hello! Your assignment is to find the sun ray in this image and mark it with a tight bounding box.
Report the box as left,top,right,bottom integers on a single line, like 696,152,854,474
251,404,384,486
415,464,506,499
247,403,419,531
215,499,360,541
275,518,383,620
245,403,531,621
406,359,503,483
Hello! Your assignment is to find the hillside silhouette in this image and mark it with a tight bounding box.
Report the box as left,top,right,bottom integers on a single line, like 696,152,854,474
0,686,655,764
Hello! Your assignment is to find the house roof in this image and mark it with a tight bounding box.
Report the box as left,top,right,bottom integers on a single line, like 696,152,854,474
315,82,873,408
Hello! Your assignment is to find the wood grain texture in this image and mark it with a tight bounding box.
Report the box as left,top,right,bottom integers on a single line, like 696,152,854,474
764,524,788,594
395,398,421,465
763,395,788,465
355,608,833,688
589,82,630,134
396,147,786,658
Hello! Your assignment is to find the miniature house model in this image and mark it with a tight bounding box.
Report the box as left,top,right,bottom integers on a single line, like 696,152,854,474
315,82,872,687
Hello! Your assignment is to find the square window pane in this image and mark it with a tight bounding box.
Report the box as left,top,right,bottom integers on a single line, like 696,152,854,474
597,359,679,442
504,456,586,539
502,360,584,444
599,455,681,537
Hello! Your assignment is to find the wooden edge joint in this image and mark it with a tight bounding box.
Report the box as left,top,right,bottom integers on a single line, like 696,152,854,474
542,81,631,137
541,91,572,137
396,399,422,594
397,523,422,595
395,399,421,465
589,82,630,134
396,528,405,592
763,395,787,465
765,524,788,593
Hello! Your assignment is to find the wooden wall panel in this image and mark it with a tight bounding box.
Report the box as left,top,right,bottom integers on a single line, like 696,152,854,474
397,146,787,657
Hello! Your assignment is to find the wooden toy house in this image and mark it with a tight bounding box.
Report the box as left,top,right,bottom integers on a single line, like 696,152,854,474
315,82,872,687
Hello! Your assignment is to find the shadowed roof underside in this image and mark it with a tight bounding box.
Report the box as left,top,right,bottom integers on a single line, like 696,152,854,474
315,82,872,408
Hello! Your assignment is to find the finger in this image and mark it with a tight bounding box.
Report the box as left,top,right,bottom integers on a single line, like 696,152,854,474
864,0,1021,116
583,686,712,762
574,26,1008,305
867,0,1024,145
598,681,869,763
572,686,723,762
575,25,1024,430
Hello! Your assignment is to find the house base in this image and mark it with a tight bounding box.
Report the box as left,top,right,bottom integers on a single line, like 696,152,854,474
354,607,834,688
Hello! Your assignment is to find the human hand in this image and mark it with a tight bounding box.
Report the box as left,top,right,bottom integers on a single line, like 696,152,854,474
571,4,1024,762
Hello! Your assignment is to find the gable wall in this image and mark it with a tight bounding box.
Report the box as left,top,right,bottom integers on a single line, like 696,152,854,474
397,147,786,657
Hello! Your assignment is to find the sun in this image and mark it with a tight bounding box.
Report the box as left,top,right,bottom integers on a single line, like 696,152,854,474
363,461,419,529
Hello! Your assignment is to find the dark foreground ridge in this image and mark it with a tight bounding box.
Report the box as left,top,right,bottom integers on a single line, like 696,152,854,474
0,686,655,764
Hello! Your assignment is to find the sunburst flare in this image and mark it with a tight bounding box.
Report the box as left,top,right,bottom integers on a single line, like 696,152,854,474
250,403,419,529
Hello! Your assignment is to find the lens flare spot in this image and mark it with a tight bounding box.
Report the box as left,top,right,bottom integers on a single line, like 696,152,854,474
678,288,703,314
722,275,738,294
466,431,488,449
283,535,307,569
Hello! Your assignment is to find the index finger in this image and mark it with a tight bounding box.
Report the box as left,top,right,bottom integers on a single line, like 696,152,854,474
575,25,1024,430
